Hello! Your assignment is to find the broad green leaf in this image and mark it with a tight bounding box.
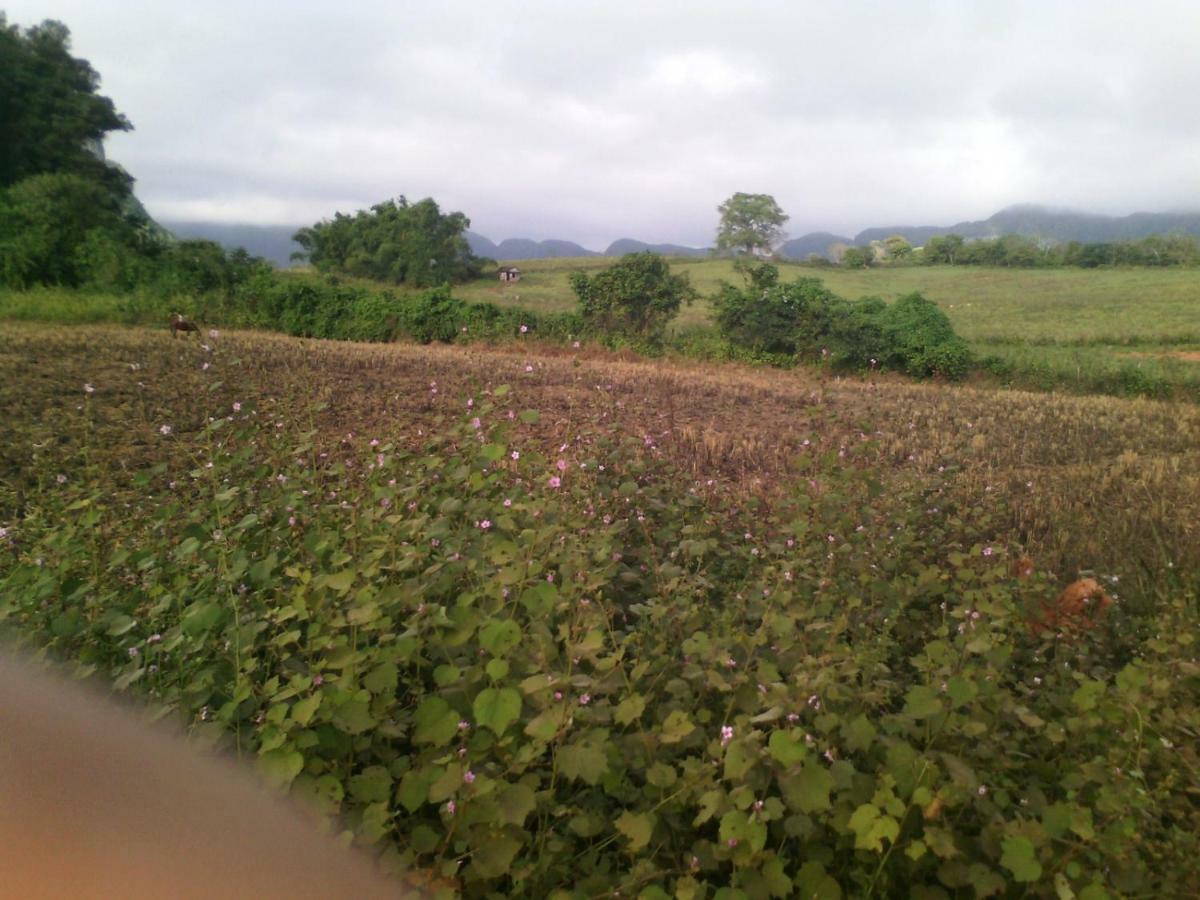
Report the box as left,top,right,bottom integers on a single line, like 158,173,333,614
480,619,522,656
332,696,376,734
842,715,876,752
497,782,537,826
324,568,356,593
780,759,834,813
795,862,842,900
768,730,808,766
660,710,694,744
524,709,561,742
291,693,321,726
470,832,522,878
362,661,398,695
348,765,392,803
615,811,653,851
558,742,608,785
257,748,304,789
847,803,899,852
473,687,521,735
904,685,944,719
1000,836,1043,882
181,601,222,635
413,697,460,746
614,693,646,726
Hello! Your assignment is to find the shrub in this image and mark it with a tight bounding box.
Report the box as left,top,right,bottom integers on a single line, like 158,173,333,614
569,251,696,341
713,263,844,357
877,292,973,378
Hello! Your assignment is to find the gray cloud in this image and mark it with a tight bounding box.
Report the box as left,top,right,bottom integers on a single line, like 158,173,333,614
8,0,1200,248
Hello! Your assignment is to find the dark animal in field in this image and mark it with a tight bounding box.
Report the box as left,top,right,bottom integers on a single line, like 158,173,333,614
170,313,199,337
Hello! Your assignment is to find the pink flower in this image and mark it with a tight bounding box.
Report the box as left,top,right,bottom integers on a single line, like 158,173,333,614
232,401,242,412
463,770,476,784
503,498,512,507
520,324,528,333
458,720,470,731
579,694,591,705
554,691,563,700
159,424,172,435
511,450,520,460
556,459,567,472
445,800,456,815
548,476,561,489
720,725,734,746
471,417,482,429
480,519,492,530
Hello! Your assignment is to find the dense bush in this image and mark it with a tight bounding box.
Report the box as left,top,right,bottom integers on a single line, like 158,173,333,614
714,264,972,378
292,196,489,287
569,251,697,342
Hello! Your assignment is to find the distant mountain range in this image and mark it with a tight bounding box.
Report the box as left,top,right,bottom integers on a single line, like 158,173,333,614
166,205,1200,268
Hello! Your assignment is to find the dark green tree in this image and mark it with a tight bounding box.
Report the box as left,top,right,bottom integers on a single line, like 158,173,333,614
715,193,789,257
293,196,486,287
0,17,132,197
922,234,965,265
0,172,132,287
569,252,696,340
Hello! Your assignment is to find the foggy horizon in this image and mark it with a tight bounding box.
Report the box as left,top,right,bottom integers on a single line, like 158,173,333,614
7,0,1200,249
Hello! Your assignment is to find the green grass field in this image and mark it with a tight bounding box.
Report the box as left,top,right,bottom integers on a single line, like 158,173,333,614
456,259,1200,344
6,260,1200,400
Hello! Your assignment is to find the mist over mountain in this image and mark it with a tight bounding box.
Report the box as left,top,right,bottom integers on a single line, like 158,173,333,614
163,221,304,267
604,239,710,257
777,232,855,260
853,205,1200,247
167,206,1200,268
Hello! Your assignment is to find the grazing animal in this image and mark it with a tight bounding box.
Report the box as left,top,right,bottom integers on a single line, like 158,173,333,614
171,313,199,337
1028,576,1113,636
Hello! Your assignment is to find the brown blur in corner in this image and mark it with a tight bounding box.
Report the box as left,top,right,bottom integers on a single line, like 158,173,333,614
0,652,410,899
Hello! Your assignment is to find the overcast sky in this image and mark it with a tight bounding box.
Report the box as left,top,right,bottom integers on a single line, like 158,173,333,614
9,1,1200,248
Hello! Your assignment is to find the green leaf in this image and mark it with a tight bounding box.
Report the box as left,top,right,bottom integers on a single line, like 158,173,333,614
348,765,392,803
769,730,807,766
181,601,222,635
524,709,561,742
473,687,521,735
479,619,522,656
847,803,900,852
257,748,304,789
904,685,944,719
485,658,510,681
780,759,834,813
324,568,356,593
362,661,398,695
470,832,522,878
413,697,460,746
1000,836,1043,883
497,782,537,826
724,740,755,781
518,409,540,424
614,693,646,726
332,695,376,734
795,862,842,899
762,857,793,898
558,741,608,785
291,693,321,726
660,710,695,744
842,715,876,752
615,811,653,851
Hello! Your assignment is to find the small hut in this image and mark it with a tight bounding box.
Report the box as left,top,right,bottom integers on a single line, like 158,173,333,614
498,266,521,283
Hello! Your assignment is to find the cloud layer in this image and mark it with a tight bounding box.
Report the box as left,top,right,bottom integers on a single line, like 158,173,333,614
10,0,1200,248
